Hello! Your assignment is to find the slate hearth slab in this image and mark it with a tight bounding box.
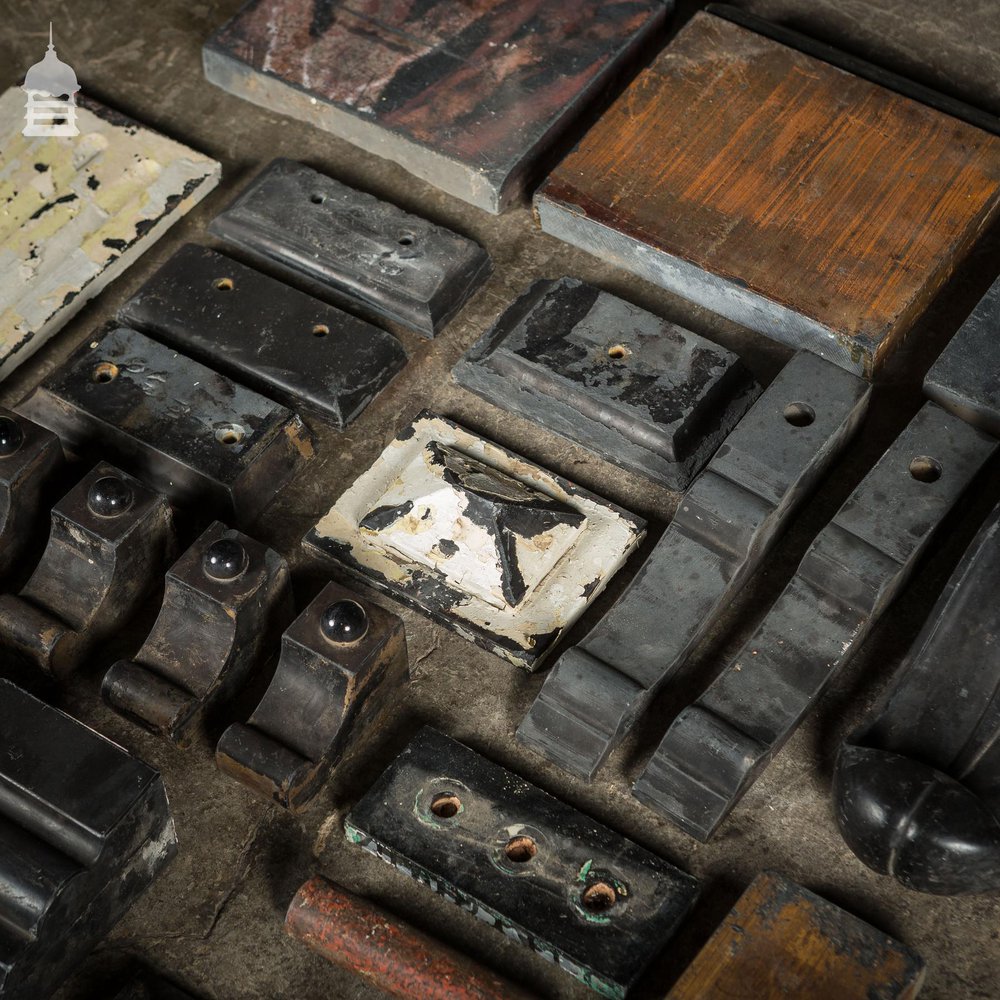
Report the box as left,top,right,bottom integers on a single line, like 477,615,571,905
453,277,760,490
0,87,220,382
202,1,670,214
534,10,1000,377
304,411,644,669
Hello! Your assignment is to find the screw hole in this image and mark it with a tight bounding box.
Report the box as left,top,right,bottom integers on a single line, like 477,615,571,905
504,836,537,864
910,456,942,483
430,793,461,819
215,424,246,447
312,324,329,338
92,362,119,384
581,882,617,914
607,344,630,360
311,193,325,204
783,402,816,427
215,277,234,292
398,235,414,246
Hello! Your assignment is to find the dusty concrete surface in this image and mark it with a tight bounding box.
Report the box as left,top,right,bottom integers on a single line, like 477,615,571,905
1,1,999,997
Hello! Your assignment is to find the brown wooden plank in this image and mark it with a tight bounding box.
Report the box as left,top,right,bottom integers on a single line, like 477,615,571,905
666,872,925,999
535,12,1000,377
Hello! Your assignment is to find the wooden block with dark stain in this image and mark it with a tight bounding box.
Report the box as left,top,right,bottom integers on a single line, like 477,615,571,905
203,0,670,214
666,872,925,999
535,11,1000,377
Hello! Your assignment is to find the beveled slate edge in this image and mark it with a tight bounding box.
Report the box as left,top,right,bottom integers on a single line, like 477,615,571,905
534,193,875,377
202,5,672,214
344,727,699,999
303,410,646,670
924,274,1000,437
118,243,408,429
453,281,761,490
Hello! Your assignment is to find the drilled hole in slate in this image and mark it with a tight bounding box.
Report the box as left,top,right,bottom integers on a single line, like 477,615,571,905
607,344,630,360
311,193,325,204
910,456,942,483
312,324,330,338
783,402,815,427
581,882,617,913
430,793,461,819
92,362,119,384
398,235,414,246
504,836,537,864
215,277,234,291
215,424,246,447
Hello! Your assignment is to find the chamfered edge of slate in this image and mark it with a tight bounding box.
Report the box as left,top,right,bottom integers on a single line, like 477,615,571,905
0,89,221,382
303,410,646,670
344,726,700,999
202,3,672,214
452,276,761,489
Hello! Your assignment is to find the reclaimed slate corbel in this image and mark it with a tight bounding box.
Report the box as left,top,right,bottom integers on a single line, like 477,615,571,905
0,463,175,680
453,277,761,490
345,727,699,1000
216,582,408,811
0,406,64,583
305,412,645,670
17,325,314,525
286,877,535,1000
0,678,177,1000
208,159,490,337
118,244,407,429
633,403,998,841
0,86,219,381
101,521,294,745
834,502,1000,895
664,871,925,999
516,352,871,780
924,274,1000,437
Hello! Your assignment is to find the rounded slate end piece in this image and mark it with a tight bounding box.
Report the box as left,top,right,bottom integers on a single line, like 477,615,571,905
0,416,24,457
320,600,368,644
203,536,249,581
87,476,134,517
834,744,1000,895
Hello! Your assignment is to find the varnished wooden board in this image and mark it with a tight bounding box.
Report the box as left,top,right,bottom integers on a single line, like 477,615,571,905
0,87,220,382
666,872,925,999
535,11,1000,377
202,0,669,214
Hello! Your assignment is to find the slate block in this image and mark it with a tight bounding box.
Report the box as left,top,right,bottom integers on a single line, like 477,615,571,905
346,727,699,999
304,411,644,669
924,274,1000,436
208,159,490,337
18,326,314,524
0,87,220,381
0,678,177,1000
534,11,1000,377
454,278,759,489
202,2,670,214
119,244,407,428
665,872,924,999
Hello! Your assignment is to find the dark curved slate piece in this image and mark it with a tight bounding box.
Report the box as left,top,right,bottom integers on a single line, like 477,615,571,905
834,502,1000,895
453,277,760,490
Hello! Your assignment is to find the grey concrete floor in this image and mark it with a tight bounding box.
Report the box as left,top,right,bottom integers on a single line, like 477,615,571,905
2,1,1000,997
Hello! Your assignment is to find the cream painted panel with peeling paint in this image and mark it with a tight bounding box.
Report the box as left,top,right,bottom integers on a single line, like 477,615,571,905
0,87,220,380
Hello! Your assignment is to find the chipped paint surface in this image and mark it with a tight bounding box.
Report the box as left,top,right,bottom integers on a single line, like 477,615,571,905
306,412,644,669
0,87,220,381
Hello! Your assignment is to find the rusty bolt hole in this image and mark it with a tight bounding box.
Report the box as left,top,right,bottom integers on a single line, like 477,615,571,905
215,424,246,447
312,324,330,338
430,793,461,819
910,456,942,483
783,401,815,427
92,362,119,384
581,882,617,914
607,344,630,360
215,277,234,292
504,836,537,864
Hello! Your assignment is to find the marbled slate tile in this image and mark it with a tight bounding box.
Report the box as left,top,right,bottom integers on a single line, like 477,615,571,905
203,0,670,213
